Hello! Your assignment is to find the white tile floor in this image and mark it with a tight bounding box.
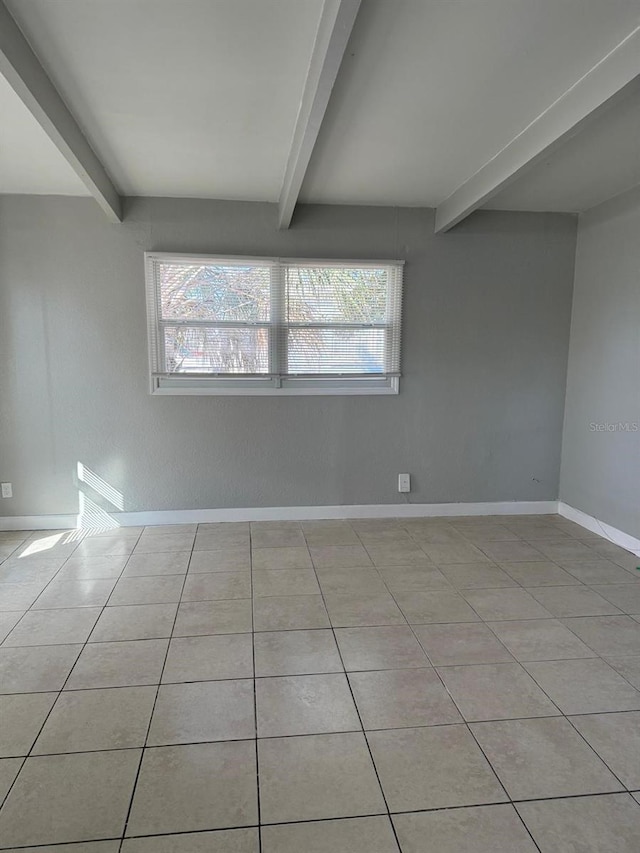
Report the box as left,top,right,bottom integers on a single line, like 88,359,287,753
1,515,640,851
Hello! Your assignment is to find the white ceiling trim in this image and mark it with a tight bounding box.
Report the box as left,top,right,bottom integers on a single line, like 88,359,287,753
277,0,361,229
434,25,640,233
0,0,121,221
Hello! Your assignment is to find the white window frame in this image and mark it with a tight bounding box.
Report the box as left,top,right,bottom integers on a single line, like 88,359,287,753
144,252,404,396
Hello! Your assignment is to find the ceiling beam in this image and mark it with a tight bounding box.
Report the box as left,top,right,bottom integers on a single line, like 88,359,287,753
0,1,122,222
278,0,361,229
434,26,640,233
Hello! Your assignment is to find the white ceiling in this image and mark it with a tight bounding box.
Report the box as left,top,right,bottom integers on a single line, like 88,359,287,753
3,0,324,199
300,0,640,207
486,82,640,213
1,0,639,217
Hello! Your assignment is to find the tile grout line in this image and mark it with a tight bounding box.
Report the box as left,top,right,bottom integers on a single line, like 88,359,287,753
520,659,636,796
249,523,263,853
0,535,93,639
302,525,404,853
356,532,523,819
390,565,639,810
5,693,640,761
0,528,149,816
3,791,640,852
381,533,628,705
482,613,640,677
2,698,640,751
115,529,194,852
3,670,640,698
358,530,640,695
5,606,634,623
378,570,547,851
355,525,590,850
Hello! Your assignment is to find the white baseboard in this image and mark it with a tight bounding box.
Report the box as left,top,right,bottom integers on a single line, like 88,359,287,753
0,514,78,531
0,500,559,531
557,502,640,557
5,501,637,558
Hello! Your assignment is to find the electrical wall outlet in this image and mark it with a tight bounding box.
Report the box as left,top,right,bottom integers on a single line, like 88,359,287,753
398,473,411,493
1,482,12,499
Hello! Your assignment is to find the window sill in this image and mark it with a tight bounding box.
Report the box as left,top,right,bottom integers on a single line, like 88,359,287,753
150,376,400,396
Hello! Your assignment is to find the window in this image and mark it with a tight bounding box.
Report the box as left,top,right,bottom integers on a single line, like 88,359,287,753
145,253,404,395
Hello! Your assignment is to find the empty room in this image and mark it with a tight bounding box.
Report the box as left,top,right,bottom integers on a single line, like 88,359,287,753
1,1,640,851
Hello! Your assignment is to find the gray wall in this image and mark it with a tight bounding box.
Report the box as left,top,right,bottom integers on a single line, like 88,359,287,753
559,187,640,538
0,196,576,518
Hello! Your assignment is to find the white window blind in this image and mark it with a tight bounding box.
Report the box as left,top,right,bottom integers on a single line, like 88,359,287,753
145,253,404,395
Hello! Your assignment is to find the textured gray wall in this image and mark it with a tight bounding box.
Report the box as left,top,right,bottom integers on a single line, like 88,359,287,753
560,188,640,538
0,197,576,517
